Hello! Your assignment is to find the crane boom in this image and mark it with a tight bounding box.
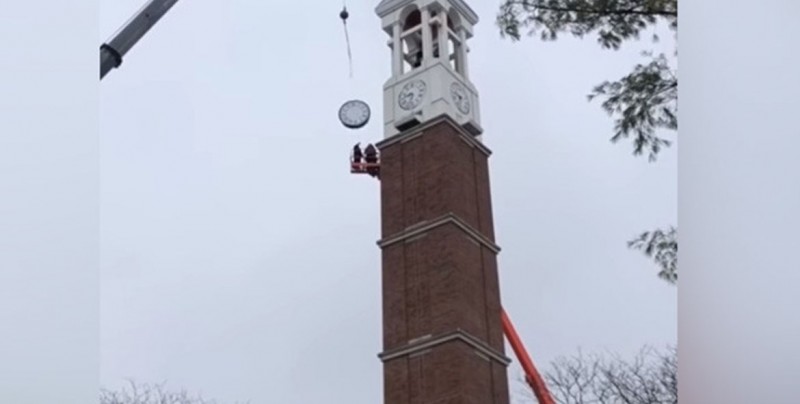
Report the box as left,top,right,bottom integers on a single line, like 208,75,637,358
100,0,180,80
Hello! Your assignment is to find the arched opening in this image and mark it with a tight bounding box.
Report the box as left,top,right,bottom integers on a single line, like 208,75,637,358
399,6,423,72
446,9,463,73
447,12,457,31
403,9,421,30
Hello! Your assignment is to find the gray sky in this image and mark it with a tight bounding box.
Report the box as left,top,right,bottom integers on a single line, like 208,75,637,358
100,0,676,402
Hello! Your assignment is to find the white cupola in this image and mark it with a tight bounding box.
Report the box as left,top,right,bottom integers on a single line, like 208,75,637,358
375,0,482,139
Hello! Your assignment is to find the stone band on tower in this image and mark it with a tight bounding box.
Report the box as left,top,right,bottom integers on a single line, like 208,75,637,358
375,1,511,403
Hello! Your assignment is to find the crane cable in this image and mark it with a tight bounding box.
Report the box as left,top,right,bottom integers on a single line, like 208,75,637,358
340,2,353,79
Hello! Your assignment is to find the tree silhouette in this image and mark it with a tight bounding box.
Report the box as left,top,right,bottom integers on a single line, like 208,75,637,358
496,0,678,283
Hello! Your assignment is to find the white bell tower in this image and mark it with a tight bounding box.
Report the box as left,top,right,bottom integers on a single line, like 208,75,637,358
375,0,482,139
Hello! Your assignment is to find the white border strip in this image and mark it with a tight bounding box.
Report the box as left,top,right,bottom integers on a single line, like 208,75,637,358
378,329,511,366
377,213,501,254
376,114,492,157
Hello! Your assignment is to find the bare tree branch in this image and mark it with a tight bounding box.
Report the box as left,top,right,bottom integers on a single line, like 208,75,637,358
100,381,249,404
517,346,677,404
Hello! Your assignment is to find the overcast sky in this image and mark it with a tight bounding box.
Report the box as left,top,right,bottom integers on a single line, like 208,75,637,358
99,0,677,402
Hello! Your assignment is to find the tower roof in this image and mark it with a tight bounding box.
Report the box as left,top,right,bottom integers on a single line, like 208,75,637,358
375,0,479,25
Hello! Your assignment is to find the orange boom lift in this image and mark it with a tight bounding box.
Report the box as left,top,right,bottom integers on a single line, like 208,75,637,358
501,308,557,404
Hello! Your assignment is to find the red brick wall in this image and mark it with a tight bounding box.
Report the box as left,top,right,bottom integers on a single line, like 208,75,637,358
379,120,496,241
383,342,510,404
378,119,509,404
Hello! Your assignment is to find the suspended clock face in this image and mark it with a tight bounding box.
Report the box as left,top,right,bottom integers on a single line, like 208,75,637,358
338,100,371,129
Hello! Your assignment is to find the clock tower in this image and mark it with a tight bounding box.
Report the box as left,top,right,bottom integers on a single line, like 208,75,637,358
373,1,511,404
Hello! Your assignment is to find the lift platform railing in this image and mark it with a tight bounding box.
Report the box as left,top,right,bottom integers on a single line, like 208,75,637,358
350,154,380,178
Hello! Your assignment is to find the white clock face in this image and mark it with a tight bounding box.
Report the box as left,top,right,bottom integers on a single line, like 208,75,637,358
398,80,427,110
338,100,371,129
450,82,470,114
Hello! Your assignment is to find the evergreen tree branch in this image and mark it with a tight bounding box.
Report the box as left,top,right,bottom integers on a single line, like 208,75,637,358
506,2,677,18
497,0,677,48
589,54,677,161
628,227,677,283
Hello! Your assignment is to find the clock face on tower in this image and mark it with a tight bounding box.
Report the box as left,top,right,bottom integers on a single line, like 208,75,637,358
450,82,471,114
398,79,427,110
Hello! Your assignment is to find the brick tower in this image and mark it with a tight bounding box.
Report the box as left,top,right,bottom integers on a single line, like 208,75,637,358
373,1,511,403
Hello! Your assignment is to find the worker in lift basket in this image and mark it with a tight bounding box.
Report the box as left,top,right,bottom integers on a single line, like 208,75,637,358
364,144,378,176
364,144,377,164
353,143,363,164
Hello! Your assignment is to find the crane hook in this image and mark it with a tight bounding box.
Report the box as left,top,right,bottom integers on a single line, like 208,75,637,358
340,6,349,21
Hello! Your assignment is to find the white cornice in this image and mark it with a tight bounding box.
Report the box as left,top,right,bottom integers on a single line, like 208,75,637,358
375,0,479,25
376,114,492,156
